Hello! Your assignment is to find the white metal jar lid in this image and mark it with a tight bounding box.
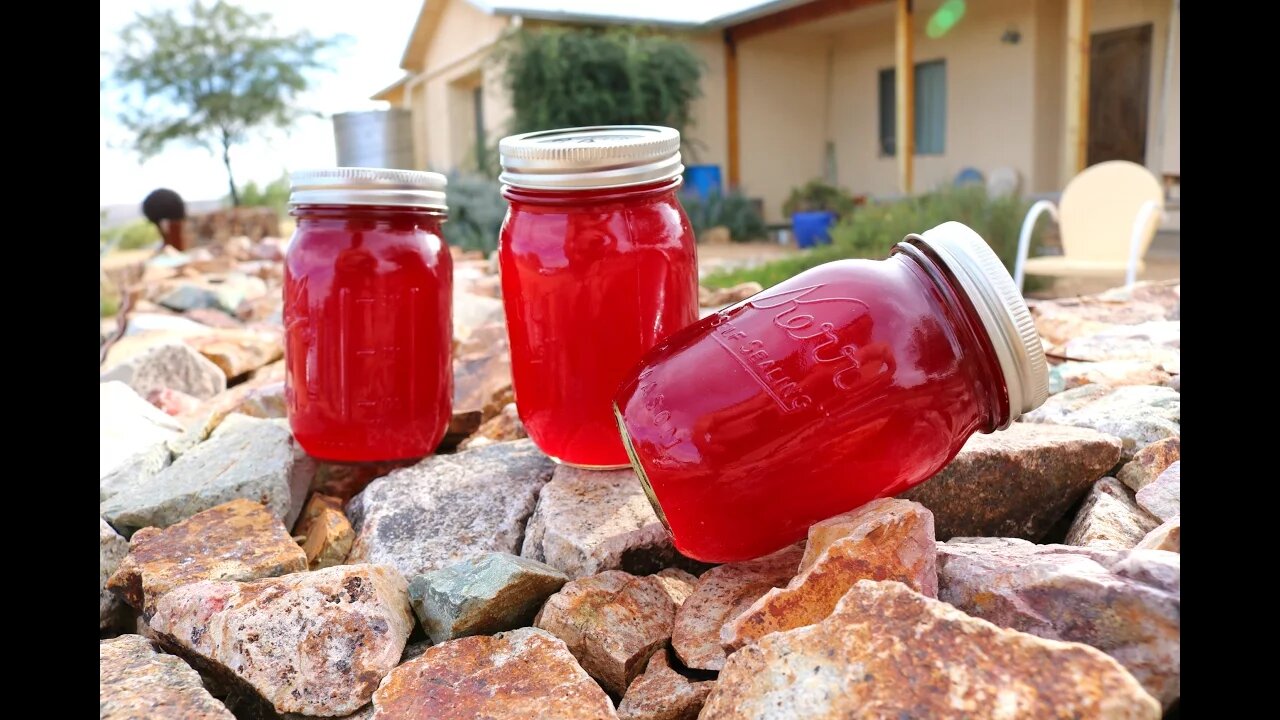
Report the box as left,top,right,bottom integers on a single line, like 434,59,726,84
899,221,1049,428
498,125,684,191
288,168,448,210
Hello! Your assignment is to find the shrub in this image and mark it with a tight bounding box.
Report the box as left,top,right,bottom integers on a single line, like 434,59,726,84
782,179,857,218
442,174,506,255
238,174,291,215
100,218,162,253
681,189,767,243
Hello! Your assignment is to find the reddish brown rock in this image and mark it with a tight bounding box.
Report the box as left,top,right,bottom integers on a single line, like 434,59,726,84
147,387,204,417
723,499,936,652
310,459,416,503
618,649,712,720
149,564,413,717
701,580,1161,720
232,380,287,419
534,570,679,696
671,543,802,671
372,628,617,719
188,327,284,378
101,634,234,720
295,494,354,569
653,568,698,608
459,402,527,450
1135,461,1179,521
108,498,307,614
1137,515,1180,552
1117,437,1180,492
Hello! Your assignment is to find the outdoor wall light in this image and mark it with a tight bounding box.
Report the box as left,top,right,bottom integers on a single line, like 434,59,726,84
1001,28,1022,44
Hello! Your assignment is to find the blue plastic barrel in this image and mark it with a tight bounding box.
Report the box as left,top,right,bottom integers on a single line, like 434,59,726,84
792,210,837,248
684,165,723,199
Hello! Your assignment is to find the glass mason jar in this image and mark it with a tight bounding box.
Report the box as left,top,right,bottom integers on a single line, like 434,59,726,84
284,168,453,463
498,126,700,468
615,222,1049,562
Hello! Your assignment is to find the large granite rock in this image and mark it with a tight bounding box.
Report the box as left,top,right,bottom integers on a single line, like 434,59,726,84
101,518,129,630
100,381,183,480
1030,294,1172,350
672,543,803,671
1136,461,1180,521
1117,436,1180,492
700,580,1161,720
900,423,1122,540
1137,515,1180,552
149,564,413,717
937,537,1180,707
1021,385,1180,461
1048,360,1172,394
617,648,712,720
107,499,307,614
409,552,568,644
1064,477,1159,550
101,442,174,503
534,570,679,696
723,499,936,653
100,414,312,537
187,327,284,378
371,628,618,720
1059,321,1180,370
347,440,554,579
101,634,234,720
521,466,696,579
101,342,227,400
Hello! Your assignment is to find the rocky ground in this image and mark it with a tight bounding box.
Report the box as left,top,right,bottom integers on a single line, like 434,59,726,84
100,236,1180,719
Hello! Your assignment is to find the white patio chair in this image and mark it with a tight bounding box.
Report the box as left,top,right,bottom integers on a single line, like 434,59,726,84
1014,160,1164,290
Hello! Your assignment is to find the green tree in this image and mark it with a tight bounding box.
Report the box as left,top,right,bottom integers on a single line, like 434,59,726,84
111,1,339,205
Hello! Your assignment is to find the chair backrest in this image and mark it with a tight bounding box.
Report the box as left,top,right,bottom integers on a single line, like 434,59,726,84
1059,160,1163,262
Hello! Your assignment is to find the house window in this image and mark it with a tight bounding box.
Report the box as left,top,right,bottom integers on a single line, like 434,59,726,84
878,60,947,155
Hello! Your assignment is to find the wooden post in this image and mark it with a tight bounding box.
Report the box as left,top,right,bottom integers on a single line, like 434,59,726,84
725,31,741,189
895,0,914,195
1063,0,1092,183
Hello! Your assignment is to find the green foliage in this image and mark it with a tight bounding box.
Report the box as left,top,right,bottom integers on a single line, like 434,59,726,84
782,179,857,218
237,174,291,214
442,174,506,255
100,219,163,253
705,185,1044,289
681,190,767,243
101,286,121,318
111,0,340,204
498,26,702,138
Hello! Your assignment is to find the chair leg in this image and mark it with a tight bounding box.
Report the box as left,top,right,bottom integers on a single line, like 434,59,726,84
1126,200,1162,287
1015,200,1058,291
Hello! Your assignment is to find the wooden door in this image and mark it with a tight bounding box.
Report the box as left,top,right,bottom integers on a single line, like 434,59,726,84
1087,24,1153,165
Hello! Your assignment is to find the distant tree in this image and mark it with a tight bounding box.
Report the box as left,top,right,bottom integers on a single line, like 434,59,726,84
236,173,291,213
111,1,340,205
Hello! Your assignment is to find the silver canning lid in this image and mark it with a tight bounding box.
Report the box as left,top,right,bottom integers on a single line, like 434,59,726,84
898,221,1049,428
288,167,447,210
498,125,683,190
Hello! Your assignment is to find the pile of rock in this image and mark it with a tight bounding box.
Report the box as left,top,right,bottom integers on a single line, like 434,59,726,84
100,256,1179,718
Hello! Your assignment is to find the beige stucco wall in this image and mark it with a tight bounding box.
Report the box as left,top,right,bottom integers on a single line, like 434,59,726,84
683,32,729,173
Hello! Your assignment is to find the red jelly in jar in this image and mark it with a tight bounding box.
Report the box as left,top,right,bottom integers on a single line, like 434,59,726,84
498,126,699,468
615,222,1049,562
284,169,453,463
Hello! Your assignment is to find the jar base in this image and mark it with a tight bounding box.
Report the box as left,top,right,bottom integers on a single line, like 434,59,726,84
549,456,633,471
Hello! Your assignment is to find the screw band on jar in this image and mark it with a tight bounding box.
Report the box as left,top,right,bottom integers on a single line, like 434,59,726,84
288,167,448,210
498,125,684,190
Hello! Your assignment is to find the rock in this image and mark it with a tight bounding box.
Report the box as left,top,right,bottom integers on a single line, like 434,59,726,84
100,413,313,537
125,312,216,337
899,423,1122,540
458,402,527,450
1030,295,1172,349
371,627,618,719
157,274,267,315
618,648,712,720
699,225,732,245
1094,280,1180,316
652,568,698,607
1117,437,1180,492
521,465,700,579
100,381,183,480
702,282,764,306
672,543,802,671
1167,374,1180,392
295,494,355,570
310,459,415,503
1137,515,1180,552
232,380,287,419
187,327,284,378
482,382,516,421
1135,461,1180,521
439,408,484,451
1059,321,1180,370
937,537,1180,707
453,292,506,341
1064,477,1159,550
100,634,234,720
1021,385,1180,461
147,387,204,416
453,344,513,416
185,307,244,328
701,580,1161,719
723,499,936,652
534,570,678,696
149,564,413,717
1048,360,1172,393
108,499,308,614
347,440,553,579
408,552,569,644
101,442,173,503
101,518,129,630
101,342,227,400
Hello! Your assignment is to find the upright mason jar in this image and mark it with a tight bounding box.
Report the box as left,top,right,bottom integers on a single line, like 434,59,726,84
615,222,1049,562
284,168,453,463
498,126,700,468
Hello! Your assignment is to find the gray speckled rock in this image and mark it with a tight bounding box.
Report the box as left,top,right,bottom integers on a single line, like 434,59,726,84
100,634,234,719
101,342,227,400
1059,320,1180,371
1047,360,1172,394
409,552,568,644
1065,477,1159,550
100,518,129,630
1136,461,1179,521
347,440,553,579
900,423,1122,540
101,442,173,503
100,413,313,537
521,465,700,579
100,381,183,480
1021,385,1180,461
937,537,1180,707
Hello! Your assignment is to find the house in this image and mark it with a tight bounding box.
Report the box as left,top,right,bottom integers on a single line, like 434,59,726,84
374,0,1180,223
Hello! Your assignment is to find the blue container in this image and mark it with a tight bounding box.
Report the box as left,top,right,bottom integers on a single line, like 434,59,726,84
792,210,837,248
684,164,723,199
